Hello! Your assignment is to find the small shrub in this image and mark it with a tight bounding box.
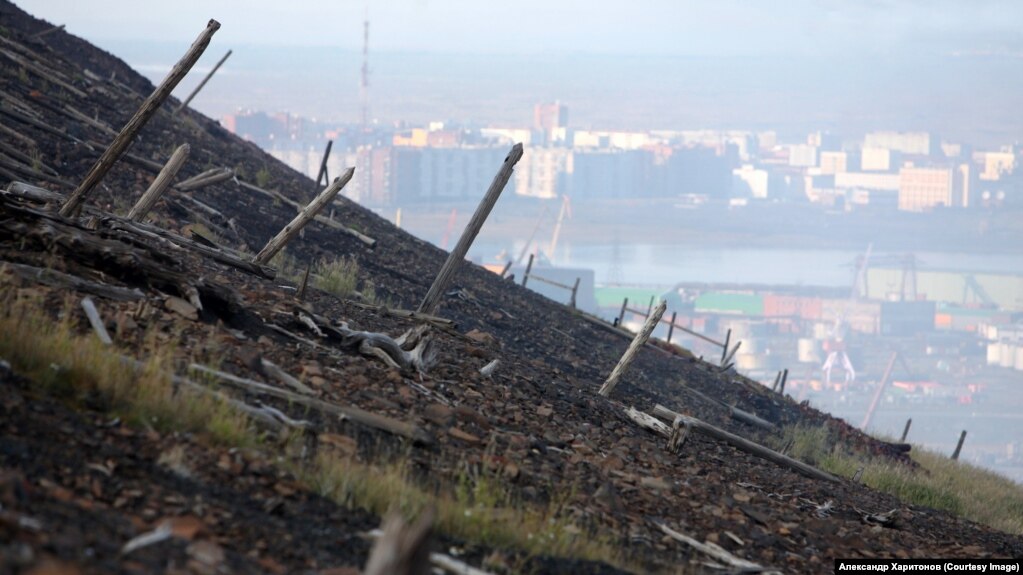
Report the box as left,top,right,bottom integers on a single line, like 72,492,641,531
314,256,359,298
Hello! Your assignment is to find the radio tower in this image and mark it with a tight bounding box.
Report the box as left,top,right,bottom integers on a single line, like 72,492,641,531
360,17,370,132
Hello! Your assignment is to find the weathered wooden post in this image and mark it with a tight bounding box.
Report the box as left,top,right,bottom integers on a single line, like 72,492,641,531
569,277,580,308
522,253,534,287
617,297,629,327
771,370,782,392
174,49,232,115
720,328,732,365
418,144,523,314
599,299,666,397
315,140,333,187
951,430,967,460
499,260,513,278
127,144,189,221
60,19,220,217
778,368,788,394
666,311,677,343
253,168,355,265
646,295,655,318
900,418,913,442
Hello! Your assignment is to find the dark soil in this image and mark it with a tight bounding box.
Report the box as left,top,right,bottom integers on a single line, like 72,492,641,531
1,2,1021,573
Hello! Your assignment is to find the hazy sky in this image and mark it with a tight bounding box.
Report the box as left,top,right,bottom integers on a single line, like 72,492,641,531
16,0,1023,56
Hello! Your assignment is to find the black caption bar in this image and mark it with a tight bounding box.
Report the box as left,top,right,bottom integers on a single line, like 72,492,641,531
836,559,1021,573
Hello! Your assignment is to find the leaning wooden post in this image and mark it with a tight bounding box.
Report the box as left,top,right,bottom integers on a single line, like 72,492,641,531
569,277,580,308
777,368,788,394
174,49,232,115
253,167,355,265
771,370,782,392
60,19,220,217
617,297,629,326
315,139,333,187
666,311,677,343
127,144,189,221
599,299,666,397
521,253,534,287
720,328,732,364
417,144,523,314
951,430,967,460
900,418,913,442
499,260,513,278
646,295,655,318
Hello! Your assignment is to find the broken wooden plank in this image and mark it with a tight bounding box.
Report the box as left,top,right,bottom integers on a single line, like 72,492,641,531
128,143,189,221
60,19,220,217
598,299,666,397
254,168,355,264
650,405,839,482
418,143,523,314
188,363,434,445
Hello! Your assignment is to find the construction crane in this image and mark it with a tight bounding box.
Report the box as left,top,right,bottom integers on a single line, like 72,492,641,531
823,243,871,389
547,195,572,264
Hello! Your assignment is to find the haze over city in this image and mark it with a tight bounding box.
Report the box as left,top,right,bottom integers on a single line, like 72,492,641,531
15,0,1023,480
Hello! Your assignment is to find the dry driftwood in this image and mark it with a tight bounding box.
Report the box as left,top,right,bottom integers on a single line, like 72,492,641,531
235,178,377,248
128,143,190,221
188,363,434,445
260,359,315,395
418,143,523,314
60,19,220,217
480,359,499,378
676,383,777,432
176,167,234,192
650,405,839,482
599,299,667,397
254,168,355,264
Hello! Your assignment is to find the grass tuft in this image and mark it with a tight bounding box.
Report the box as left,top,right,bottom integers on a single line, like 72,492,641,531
775,424,1023,534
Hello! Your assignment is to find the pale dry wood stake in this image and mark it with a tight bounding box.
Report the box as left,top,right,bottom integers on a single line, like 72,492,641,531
174,49,232,115
598,299,666,397
60,19,221,217
128,144,189,221
418,143,523,314
253,168,355,265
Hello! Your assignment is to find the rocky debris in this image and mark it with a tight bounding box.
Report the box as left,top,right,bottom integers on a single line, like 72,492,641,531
0,2,1021,573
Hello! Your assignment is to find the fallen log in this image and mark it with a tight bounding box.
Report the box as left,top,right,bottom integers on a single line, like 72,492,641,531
294,308,437,374
80,297,113,344
188,363,434,445
0,260,145,301
128,143,190,221
651,405,838,482
676,382,777,432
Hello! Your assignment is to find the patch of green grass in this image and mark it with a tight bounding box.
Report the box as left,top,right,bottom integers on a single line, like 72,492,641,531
314,256,359,299
0,287,252,447
775,425,1023,534
0,281,633,569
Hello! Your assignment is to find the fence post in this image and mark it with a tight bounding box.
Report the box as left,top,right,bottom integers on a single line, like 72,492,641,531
60,19,220,217
666,311,677,343
951,430,967,460
900,418,912,442
617,297,629,327
418,144,523,314
569,277,580,309
522,253,534,287
599,300,666,397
